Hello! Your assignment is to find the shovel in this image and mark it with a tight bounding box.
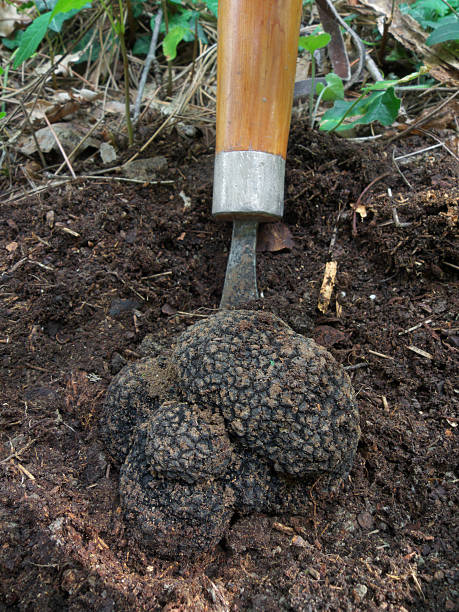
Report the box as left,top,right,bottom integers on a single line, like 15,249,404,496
213,0,302,308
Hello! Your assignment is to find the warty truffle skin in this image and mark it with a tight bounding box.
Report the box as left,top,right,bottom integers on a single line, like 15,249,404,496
121,423,235,558
102,310,361,559
173,310,360,480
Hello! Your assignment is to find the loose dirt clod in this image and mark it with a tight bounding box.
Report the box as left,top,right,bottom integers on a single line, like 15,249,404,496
102,310,360,559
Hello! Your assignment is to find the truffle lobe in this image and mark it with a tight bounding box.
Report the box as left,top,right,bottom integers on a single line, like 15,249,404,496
121,427,235,559
144,400,234,483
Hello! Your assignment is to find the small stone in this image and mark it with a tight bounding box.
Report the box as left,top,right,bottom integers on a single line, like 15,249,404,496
445,600,455,610
343,519,356,533
48,517,64,533
308,567,320,580
121,157,167,181
353,584,368,600
291,535,309,548
357,511,374,530
100,142,117,163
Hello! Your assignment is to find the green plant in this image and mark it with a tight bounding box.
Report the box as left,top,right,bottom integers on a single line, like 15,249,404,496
311,72,344,126
99,0,134,145
12,0,91,68
426,14,459,44
161,0,217,62
401,0,459,46
319,69,428,133
298,32,331,126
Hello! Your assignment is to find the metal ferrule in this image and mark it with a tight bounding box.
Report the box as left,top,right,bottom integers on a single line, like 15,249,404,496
212,151,285,220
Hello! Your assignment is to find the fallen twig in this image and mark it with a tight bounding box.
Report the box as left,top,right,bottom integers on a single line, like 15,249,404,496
133,9,163,124
1,438,38,464
391,148,412,188
387,90,459,144
77,175,174,185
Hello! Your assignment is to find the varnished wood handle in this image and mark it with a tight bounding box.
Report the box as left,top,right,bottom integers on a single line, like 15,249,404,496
216,0,302,158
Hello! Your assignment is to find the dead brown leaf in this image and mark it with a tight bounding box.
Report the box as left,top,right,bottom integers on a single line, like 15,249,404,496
257,222,295,252
313,325,347,348
161,303,177,315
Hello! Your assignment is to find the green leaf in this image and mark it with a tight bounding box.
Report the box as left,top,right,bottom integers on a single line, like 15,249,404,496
133,34,151,56
163,25,188,61
203,0,218,17
427,17,459,45
401,0,457,28
161,10,195,42
298,32,331,53
320,87,401,132
49,8,84,32
355,88,401,126
13,12,51,68
11,0,90,67
0,111,5,119
316,72,344,102
363,68,429,91
50,0,90,19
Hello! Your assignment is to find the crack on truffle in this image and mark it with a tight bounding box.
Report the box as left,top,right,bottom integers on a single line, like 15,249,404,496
102,310,360,559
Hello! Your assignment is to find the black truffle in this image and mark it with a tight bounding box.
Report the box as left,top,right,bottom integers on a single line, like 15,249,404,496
102,310,360,559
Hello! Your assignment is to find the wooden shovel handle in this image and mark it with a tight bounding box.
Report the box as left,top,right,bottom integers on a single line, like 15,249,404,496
216,0,302,158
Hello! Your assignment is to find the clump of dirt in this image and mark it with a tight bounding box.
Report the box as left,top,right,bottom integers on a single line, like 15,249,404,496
103,310,360,559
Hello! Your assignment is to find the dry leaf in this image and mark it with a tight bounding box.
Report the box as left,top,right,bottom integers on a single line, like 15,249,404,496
122,157,168,181
0,1,30,37
313,325,347,348
6,241,18,253
99,142,117,164
104,100,126,114
257,222,295,252
161,303,177,315
25,97,80,125
354,203,367,219
35,53,84,77
19,123,99,156
318,261,337,314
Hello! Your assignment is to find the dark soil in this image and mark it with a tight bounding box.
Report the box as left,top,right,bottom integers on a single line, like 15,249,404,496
1,121,458,611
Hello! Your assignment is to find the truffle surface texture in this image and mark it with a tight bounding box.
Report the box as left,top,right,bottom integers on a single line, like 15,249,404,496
102,310,360,559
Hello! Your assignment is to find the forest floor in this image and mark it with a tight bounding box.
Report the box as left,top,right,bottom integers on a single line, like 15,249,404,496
0,121,458,611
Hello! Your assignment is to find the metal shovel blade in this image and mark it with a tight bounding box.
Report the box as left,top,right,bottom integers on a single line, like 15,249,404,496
220,220,259,309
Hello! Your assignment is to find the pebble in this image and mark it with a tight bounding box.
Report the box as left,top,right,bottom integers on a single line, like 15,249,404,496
357,511,374,530
353,584,368,600
121,156,167,181
291,535,309,548
308,567,320,580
